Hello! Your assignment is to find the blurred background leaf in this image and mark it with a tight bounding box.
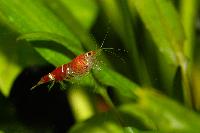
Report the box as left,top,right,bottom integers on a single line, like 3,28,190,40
131,0,184,98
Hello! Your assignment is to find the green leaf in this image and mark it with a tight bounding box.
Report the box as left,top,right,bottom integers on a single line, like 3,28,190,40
0,0,85,65
69,112,125,133
17,32,84,66
131,0,191,103
34,47,70,66
0,0,76,39
43,0,97,50
18,32,84,55
132,0,185,63
120,89,200,132
69,107,159,133
94,67,139,99
59,0,98,30
0,0,82,60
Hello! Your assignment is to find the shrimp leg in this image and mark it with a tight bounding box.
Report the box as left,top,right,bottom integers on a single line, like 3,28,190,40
59,81,66,90
47,80,55,91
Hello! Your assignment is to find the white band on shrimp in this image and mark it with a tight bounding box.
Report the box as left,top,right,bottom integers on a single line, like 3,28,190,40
48,73,55,80
61,65,64,72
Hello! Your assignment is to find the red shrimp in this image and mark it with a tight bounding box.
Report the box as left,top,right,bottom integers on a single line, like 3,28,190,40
31,27,112,90
31,50,99,90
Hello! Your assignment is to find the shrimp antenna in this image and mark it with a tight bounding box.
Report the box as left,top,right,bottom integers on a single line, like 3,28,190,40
100,25,110,49
102,48,114,50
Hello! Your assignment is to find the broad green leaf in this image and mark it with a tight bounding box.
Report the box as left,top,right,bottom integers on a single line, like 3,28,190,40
131,0,190,102
132,0,185,64
60,0,98,30
119,104,156,130
18,32,84,67
0,0,85,61
34,47,70,66
94,67,139,99
18,32,84,55
69,112,124,133
43,0,97,50
69,108,157,133
120,89,200,132
0,0,76,40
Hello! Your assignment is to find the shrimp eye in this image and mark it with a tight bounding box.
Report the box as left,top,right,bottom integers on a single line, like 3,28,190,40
87,52,92,56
